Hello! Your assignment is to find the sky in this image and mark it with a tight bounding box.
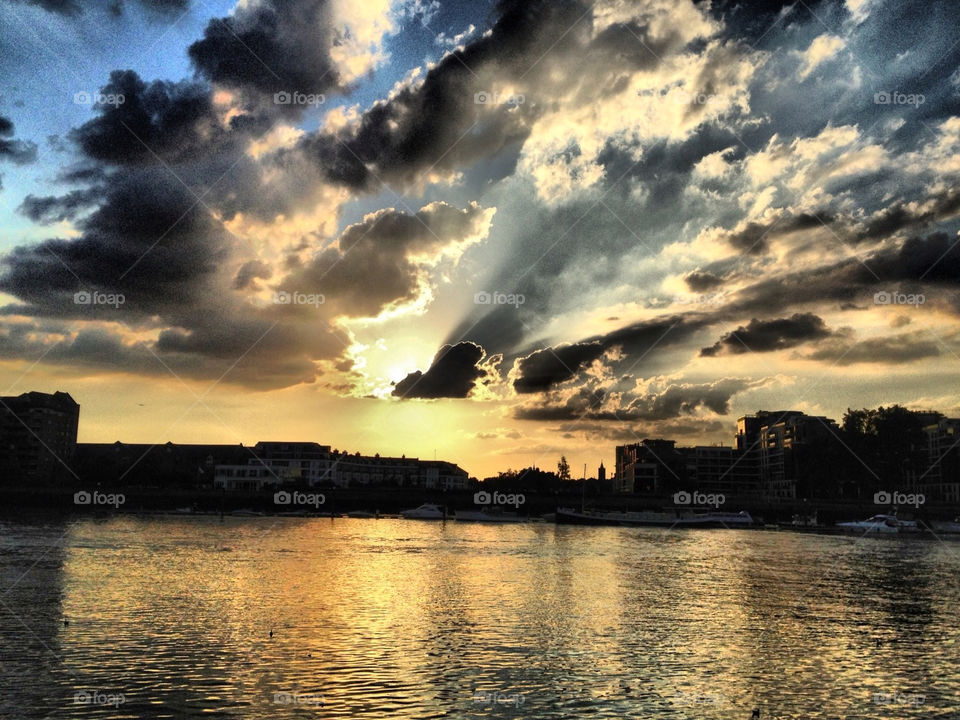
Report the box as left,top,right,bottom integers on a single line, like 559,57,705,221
0,0,959,480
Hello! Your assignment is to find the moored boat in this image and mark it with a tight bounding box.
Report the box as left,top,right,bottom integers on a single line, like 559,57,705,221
836,514,919,533
554,507,756,528
400,503,447,520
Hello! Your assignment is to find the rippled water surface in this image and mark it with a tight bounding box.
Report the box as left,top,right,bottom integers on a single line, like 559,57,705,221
2,516,959,719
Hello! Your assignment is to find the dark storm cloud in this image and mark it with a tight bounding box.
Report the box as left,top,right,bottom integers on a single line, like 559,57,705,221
0,115,38,166
857,188,960,242
685,270,725,291
699,313,832,356
514,377,761,421
512,316,711,394
512,341,605,394
68,71,218,165
64,70,328,224
0,164,353,390
0,172,227,314
725,212,831,255
279,202,492,318
392,341,490,398
17,187,103,224
289,0,708,191
188,0,340,97
731,232,960,316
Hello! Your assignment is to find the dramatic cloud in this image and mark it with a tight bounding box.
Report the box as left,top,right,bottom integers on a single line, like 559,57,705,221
514,376,772,422
17,188,103,224
700,313,833,356
68,72,219,166
188,0,342,98
392,341,497,399
0,116,38,186
511,316,711,395
512,342,605,395
684,271,725,292
279,201,496,318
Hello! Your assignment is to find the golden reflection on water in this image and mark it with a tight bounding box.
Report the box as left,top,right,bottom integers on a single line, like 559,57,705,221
1,516,959,718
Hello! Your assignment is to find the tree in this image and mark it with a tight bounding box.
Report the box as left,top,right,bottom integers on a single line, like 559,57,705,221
557,456,571,481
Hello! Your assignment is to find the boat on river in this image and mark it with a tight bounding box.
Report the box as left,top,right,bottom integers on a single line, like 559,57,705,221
400,503,447,520
554,507,756,528
835,514,919,533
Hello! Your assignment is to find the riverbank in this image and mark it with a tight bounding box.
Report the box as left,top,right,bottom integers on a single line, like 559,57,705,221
1,484,958,525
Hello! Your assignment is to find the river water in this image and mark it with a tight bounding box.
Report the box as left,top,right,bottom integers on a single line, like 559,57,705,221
1,516,958,718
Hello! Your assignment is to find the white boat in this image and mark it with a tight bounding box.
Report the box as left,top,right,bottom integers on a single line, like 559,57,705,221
836,514,919,533
400,503,447,519
455,508,528,523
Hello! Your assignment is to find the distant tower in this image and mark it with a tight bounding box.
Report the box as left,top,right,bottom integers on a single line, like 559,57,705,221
598,462,606,483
